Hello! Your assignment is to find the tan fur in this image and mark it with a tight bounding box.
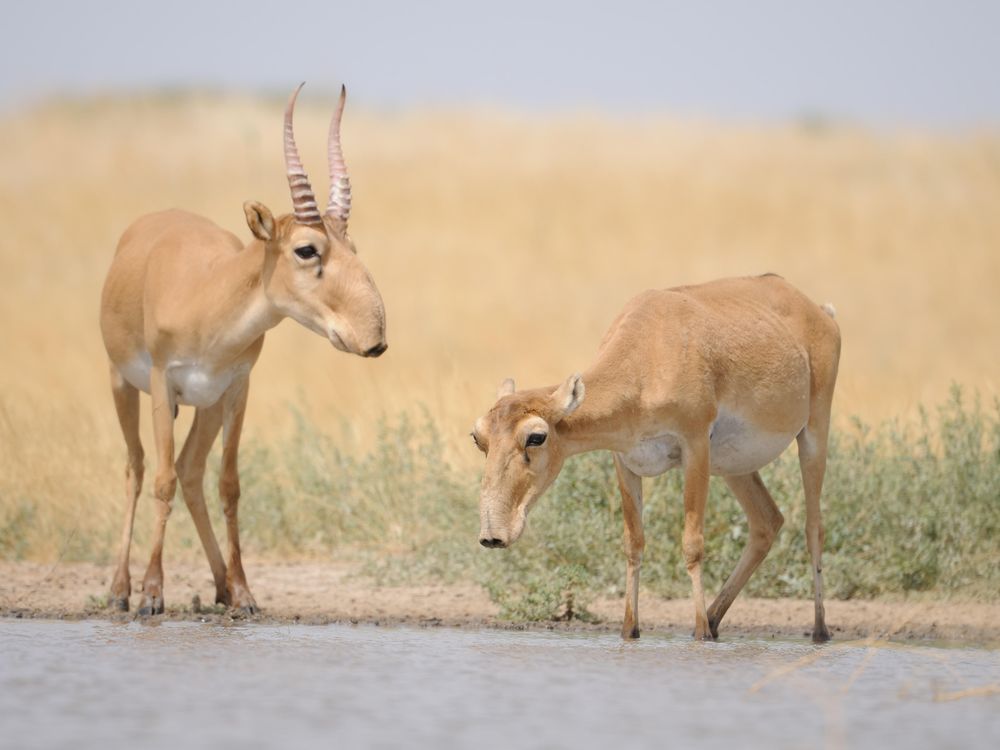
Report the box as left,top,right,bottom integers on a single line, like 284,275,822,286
473,274,840,642
100,111,386,615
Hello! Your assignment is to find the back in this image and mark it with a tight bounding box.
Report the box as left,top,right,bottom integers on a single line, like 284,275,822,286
608,274,839,368
595,274,840,430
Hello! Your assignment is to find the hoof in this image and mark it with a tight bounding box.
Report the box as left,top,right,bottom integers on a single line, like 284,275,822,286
811,627,831,644
708,618,720,640
622,625,640,640
228,602,258,617
137,596,164,616
226,585,258,616
109,596,129,612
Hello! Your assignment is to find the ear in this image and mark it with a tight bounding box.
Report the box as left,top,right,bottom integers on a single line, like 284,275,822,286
551,373,585,420
243,200,275,241
496,378,515,399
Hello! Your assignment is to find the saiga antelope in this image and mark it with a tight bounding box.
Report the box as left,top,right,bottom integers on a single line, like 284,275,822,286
472,274,840,641
100,83,386,615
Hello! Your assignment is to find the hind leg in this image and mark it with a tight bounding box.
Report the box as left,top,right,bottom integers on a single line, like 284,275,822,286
176,403,228,605
798,414,832,643
138,366,177,616
798,311,840,642
681,433,712,640
707,472,784,639
108,365,144,611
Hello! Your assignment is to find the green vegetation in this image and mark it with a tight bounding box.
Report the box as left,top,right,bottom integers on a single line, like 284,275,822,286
239,387,1000,619
3,389,998,621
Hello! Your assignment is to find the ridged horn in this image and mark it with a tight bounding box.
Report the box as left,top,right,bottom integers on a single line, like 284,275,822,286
325,84,352,224
284,82,322,225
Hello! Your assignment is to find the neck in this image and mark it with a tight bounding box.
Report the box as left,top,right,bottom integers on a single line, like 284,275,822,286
558,352,643,457
202,241,283,356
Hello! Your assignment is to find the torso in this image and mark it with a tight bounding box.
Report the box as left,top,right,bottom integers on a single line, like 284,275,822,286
101,209,268,409
608,275,827,478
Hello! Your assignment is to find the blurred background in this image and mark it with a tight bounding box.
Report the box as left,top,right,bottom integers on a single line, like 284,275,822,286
1,1,998,560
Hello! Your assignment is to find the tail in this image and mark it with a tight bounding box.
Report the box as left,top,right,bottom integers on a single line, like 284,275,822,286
820,302,836,318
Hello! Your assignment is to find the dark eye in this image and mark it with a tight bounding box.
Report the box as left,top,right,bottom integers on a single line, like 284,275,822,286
526,432,547,447
294,245,318,260
470,432,485,452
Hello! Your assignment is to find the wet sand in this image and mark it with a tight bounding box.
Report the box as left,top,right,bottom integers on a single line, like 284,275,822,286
2,560,998,644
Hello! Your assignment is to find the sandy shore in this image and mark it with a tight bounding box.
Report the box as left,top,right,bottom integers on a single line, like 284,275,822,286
2,560,997,645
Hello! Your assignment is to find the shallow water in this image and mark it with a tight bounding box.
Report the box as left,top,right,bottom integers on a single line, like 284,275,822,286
1,621,997,750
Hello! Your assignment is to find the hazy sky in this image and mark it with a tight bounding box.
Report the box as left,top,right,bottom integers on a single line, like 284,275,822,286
3,0,998,126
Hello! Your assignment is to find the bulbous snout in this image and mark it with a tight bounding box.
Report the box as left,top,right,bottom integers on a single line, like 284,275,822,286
332,254,387,359
479,510,520,549
356,277,387,358
479,507,510,549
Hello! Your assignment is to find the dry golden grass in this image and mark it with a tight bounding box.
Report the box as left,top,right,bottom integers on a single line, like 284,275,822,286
1,93,998,561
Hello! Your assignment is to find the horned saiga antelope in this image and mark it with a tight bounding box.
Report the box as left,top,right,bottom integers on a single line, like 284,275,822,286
100,83,386,615
472,275,840,641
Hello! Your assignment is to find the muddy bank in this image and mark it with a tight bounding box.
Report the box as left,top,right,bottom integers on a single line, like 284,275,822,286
2,561,998,645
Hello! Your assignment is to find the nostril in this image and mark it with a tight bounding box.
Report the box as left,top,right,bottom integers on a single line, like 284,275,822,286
364,342,388,358
480,538,506,549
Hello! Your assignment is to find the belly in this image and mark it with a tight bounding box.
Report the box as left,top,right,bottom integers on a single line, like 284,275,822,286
708,410,801,476
620,434,683,477
169,362,247,408
619,410,804,478
119,352,152,393
116,353,244,408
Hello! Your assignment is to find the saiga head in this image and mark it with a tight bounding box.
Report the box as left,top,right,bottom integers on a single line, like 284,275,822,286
244,83,387,358
472,374,585,548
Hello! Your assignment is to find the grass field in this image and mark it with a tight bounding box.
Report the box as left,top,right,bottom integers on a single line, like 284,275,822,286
1,94,998,609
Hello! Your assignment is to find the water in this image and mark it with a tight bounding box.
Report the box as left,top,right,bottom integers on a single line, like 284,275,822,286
1,620,997,750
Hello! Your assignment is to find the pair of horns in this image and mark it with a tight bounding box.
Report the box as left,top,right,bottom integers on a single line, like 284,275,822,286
284,82,352,226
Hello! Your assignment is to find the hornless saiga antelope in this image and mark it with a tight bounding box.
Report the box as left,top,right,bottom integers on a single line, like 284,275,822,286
100,83,386,615
472,275,840,641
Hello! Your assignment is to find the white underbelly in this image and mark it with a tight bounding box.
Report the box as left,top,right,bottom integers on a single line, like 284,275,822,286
169,362,245,408
117,353,244,408
119,352,152,393
708,410,801,476
620,434,683,477
619,411,803,478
